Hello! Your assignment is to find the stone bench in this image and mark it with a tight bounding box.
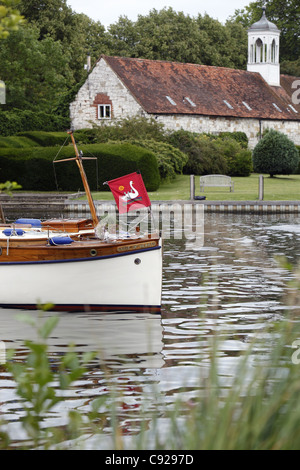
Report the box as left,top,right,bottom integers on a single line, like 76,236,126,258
200,174,234,192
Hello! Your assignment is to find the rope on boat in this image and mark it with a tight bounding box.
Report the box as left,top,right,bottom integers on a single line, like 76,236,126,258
52,135,99,192
52,135,70,191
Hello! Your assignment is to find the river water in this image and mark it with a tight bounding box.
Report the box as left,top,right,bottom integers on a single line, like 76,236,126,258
1,211,300,448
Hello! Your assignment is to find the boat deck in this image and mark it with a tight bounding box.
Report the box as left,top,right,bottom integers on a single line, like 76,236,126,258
0,233,160,262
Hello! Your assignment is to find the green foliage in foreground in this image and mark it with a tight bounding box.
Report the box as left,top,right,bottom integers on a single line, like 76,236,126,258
0,0,23,39
162,323,300,450
1,311,96,449
0,180,21,194
1,294,300,449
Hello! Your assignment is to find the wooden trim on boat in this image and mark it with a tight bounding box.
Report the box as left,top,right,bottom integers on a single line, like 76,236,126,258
0,234,160,262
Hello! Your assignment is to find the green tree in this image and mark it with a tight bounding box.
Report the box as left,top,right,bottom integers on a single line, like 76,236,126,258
0,24,72,112
0,0,108,122
106,16,139,57
231,0,300,65
281,58,300,77
253,129,299,177
134,8,202,63
106,8,248,68
196,14,247,68
17,0,74,41
17,0,107,83
0,0,23,39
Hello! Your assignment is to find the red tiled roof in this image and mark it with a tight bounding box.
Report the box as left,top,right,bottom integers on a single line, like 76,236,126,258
103,56,299,121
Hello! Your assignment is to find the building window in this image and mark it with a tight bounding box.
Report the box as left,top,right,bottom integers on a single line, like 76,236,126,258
255,38,263,63
98,104,111,119
271,39,276,63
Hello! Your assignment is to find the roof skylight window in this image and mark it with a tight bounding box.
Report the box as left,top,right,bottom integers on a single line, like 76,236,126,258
288,104,298,113
242,101,252,111
273,103,282,112
166,95,177,106
184,97,196,107
223,100,234,110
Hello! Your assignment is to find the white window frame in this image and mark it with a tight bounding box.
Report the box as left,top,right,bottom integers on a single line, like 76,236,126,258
98,104,111,119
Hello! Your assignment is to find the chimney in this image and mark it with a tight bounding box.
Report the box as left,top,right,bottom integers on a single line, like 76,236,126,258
84,53,91,72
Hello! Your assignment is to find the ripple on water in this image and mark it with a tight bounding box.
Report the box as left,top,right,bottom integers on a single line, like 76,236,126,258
1,213,300,446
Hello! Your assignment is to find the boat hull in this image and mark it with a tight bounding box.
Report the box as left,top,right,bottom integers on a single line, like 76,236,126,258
0,244,162,313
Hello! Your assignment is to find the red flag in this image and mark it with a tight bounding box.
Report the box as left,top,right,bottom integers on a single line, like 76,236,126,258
107,172,151,214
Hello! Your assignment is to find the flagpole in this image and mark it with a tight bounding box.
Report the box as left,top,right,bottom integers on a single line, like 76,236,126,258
68,131,99,227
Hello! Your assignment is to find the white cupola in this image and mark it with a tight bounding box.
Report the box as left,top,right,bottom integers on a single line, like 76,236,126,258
247,6,280,87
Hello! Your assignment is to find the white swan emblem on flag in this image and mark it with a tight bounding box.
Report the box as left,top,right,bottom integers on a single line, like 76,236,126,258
121,181,139,202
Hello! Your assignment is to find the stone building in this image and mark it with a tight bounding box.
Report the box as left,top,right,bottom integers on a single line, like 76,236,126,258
70,7,300,149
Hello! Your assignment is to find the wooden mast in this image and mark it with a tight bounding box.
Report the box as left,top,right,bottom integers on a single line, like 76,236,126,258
67,131,99,227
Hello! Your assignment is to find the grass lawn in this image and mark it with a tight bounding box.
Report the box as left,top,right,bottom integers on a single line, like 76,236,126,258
90,174,300,202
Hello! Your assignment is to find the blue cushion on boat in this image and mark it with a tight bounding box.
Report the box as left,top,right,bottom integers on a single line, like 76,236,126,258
15,218,42,227
49,236,74,246
3,228,25,236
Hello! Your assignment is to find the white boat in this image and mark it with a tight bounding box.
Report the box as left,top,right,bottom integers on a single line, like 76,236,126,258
0,132,162,313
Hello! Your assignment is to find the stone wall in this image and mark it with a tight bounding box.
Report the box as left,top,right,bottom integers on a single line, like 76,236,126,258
154,114,300,149
70,59,144,130
70,59,300,149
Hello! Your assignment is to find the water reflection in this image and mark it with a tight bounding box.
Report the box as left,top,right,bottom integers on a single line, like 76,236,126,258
0,310,164,368
1,212,300,447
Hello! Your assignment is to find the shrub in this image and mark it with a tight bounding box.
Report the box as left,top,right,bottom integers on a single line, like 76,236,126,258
218,131,249,149
123,139,188,180
215,137,253,176
93,116,167,143
96,142,160,191
168,130,252,176
253,130,299,177
168,130,227,175
0,142,160,192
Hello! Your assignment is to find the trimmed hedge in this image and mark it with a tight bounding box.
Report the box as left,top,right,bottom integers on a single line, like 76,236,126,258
0,135,38,148
0,109,70,136
15,131,69,147
0,130,98,148
0,142,160,192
